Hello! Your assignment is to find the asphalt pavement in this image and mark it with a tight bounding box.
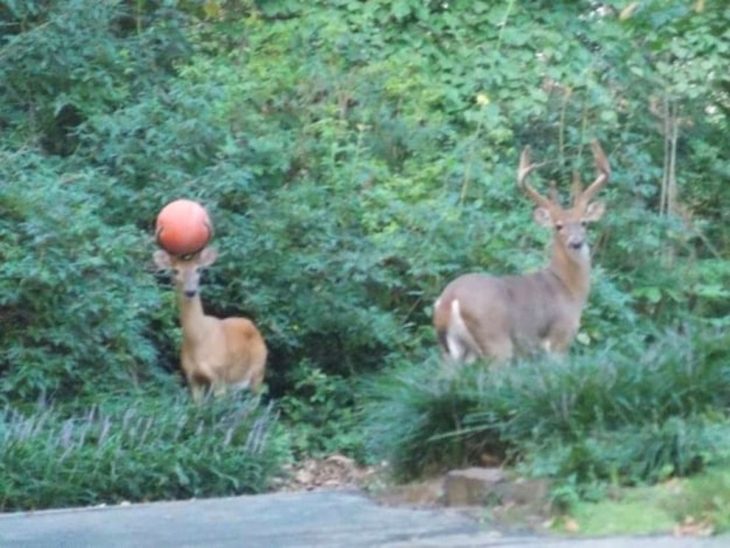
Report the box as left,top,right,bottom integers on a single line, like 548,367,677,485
0,490,727,547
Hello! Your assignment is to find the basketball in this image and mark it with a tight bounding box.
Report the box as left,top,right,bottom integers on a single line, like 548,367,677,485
155,199,213,256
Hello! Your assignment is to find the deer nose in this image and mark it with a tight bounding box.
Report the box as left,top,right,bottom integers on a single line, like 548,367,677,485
568,238,584,250
184,289,197,298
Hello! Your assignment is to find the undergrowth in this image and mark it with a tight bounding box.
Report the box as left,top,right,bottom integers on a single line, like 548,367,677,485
363,327,730,493
278,361,366,460
0,392,287,511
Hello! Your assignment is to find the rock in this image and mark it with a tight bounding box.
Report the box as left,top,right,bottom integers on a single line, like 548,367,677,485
499,476,551,506
443,468,550,507
444,467,506,506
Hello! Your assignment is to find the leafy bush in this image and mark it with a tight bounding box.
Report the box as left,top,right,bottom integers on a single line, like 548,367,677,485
0,148,165,404
0,0,728,510
278,361,365,460
363,327,730,487
363,355,499,478
0,0,190,152
0,391,286,511
2,0,727,407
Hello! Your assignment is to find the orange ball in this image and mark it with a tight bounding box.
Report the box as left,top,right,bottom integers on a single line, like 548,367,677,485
155,199,213,256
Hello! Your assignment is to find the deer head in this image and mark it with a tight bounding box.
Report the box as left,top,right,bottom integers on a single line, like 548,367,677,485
153,247,219,299
518,140,611,261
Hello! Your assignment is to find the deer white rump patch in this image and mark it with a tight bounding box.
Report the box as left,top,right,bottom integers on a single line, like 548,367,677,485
445,299,481,364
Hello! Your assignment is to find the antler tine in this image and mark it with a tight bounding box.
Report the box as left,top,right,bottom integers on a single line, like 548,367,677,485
517,146,551,208
575,140,611,206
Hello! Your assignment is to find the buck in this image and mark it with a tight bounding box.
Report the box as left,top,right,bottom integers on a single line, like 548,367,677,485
433,141,611,363
154,247,267,400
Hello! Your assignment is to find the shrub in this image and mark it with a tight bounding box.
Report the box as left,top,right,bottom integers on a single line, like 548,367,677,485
0,0,190,152
278,361,365,460
363,327,730,486
0,391,287,511
4,1,727,409
362,356,500,479
0,1,728,499
0,149,165,404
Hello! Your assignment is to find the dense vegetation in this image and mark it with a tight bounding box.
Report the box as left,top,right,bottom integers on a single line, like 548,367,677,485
365,329,730,490
1,392,282,511
1,0,728,511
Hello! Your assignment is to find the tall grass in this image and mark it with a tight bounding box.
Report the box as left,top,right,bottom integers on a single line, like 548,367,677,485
363,327,730,486
363,357,500,478
0,393,287,511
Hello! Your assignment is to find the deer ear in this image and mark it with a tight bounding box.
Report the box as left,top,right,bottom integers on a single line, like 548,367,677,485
153,249,172,270
584,201,606,222
198,247,219,267
533,207,553,228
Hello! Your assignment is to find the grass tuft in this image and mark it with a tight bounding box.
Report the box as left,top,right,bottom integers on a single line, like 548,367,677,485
0,392,287,511
363,327,730,489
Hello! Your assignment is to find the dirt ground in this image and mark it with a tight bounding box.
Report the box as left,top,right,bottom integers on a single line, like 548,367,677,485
271,454,553,535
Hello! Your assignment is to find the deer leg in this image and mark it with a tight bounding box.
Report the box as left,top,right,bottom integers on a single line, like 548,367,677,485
546,324,578,356
485,337,514,364
212,382,228,398
187,370,212,403
442,299,485,365
250,368,265,393
190,382,207,403
444,335,471,363
233,377,254,393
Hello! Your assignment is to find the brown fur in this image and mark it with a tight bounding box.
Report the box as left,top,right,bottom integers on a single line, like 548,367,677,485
434,141,611,364
155,247,267,400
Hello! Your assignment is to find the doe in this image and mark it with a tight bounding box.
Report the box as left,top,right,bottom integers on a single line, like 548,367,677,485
154,247,267,400
433,141,611,364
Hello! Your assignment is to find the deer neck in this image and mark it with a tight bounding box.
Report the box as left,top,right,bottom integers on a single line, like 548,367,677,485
177,291,208,342
547,240,592,303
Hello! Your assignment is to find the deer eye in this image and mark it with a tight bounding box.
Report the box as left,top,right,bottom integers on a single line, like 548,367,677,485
555,222,564,231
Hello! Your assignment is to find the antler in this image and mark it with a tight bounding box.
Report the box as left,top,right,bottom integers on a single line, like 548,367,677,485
517,146,551,209
574,140,610,207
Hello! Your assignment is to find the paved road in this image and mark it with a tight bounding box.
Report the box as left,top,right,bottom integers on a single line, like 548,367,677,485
0,490,726,547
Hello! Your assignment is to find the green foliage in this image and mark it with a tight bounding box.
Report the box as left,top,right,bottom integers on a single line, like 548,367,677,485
67,0,727,392
0,0,190,153
278,361,364,460
665,467,730,533
0,148,164,403
0,391,286,511
363,356,500,479
3,0,727,401
363,328,730,488
565,465,730,535
0,0,728,509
